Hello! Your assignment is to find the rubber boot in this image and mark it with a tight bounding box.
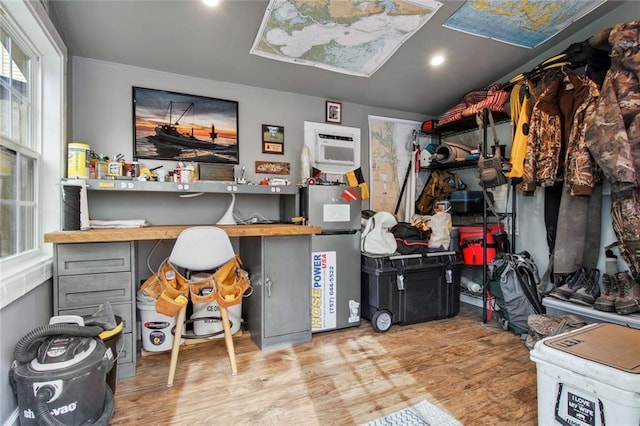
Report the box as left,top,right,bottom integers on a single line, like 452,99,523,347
570,268,601,306
549,268,586,301
614,271,640,315
593,273,616,312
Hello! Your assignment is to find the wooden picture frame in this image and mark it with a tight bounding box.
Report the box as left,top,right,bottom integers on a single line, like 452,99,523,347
262,124,284,154
326,100,342,124
255,161,290,175
132,86,239,164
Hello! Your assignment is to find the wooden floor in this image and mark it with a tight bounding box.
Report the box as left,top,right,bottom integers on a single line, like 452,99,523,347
111,304,538,425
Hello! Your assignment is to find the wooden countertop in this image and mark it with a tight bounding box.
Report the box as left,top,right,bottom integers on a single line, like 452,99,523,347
44,224,322,243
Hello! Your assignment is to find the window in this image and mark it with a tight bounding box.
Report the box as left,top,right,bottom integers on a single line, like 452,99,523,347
0,27,38,259
0,0,65,308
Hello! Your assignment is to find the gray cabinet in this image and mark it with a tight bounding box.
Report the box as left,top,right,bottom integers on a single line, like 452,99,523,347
53,241,137,378
240,235,311,351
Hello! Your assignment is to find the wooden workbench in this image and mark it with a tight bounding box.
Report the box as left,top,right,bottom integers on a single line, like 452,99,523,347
45,222,322,366
44,224,322,243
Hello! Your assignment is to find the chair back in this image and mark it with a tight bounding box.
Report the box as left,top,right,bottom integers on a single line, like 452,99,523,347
169,226,234,272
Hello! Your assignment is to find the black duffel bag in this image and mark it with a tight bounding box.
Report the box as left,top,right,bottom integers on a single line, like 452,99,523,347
391,222,431,255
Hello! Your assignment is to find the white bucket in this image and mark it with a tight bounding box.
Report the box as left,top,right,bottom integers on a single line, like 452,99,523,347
191,299,242,338
67,142,90,179
137,292,183,352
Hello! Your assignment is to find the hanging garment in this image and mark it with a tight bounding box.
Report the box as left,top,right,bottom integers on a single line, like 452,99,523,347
510,81,524,133
584,21,640,278
553,183,603,275
507,80,534,179
544,184,563,256
522,68,600,196
611,188,640,278
523,67,601,261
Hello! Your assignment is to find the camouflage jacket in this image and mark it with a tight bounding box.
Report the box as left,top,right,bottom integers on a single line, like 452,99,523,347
585,21,640,192
523,68,600,196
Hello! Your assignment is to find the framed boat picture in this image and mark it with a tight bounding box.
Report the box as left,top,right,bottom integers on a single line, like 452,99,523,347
132,87,239,164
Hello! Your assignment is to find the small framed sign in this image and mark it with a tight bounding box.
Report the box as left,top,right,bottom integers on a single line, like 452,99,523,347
326,101,342,124
262,124,284,154
255,161,290,175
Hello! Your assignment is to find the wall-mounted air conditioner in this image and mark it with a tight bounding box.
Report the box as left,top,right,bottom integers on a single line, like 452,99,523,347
304,121,361,179
315,133,355,166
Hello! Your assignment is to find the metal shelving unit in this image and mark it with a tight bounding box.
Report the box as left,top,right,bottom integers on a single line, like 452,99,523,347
421,109,515,323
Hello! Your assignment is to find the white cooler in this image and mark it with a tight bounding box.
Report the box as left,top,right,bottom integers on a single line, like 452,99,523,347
530,323,640,426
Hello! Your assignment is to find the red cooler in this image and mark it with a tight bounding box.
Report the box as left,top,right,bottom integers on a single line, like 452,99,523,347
458,224,504,265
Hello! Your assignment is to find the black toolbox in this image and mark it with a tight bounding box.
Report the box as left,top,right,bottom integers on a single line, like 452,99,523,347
361,252,462,332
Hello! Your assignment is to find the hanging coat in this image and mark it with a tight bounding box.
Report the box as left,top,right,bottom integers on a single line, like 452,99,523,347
584,20,640,278
522,68,600,196
507,80,534,179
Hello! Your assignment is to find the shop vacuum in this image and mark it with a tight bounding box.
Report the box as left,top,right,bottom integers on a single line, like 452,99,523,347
9,303,120,425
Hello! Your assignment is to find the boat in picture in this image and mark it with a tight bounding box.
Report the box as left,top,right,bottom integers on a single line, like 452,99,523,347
153,101,227,150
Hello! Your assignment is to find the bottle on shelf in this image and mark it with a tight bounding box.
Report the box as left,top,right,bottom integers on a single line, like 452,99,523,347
175,162,183,183
97,155,108,179
186,162,196,182
108,154,122,177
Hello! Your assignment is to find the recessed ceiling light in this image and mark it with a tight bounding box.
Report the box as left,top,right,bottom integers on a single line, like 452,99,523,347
430,54,445,67
203,0,220,6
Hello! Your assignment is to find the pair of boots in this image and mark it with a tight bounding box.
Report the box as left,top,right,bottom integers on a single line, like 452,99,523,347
549,267,601,306
594,271,640,315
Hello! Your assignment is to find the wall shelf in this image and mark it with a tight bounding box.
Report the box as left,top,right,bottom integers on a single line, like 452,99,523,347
425,111,510,135
543,297,640,330
422,159,479,171
65,179,299,195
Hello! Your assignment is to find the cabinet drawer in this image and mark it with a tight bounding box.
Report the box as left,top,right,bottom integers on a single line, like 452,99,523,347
57,242,131,275
59,302,133,334
58,272,132,308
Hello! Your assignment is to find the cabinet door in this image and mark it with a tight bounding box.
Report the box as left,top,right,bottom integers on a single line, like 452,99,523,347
263,236,311,338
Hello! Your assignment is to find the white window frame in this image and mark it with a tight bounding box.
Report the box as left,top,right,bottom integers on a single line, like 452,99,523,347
0,0,65,309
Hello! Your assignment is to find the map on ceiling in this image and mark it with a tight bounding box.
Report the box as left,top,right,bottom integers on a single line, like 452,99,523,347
250,0,443,77
443,0,606,49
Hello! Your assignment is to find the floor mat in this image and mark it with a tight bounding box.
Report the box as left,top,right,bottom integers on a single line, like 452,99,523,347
363,400,462,426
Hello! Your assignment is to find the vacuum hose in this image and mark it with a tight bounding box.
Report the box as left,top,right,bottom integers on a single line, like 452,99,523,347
34,384,115,426
13,324,103,363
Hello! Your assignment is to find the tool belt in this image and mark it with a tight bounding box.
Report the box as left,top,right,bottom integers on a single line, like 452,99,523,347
141,255,251,316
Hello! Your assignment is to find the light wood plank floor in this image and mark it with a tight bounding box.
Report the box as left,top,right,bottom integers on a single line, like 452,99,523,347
111,304,538,425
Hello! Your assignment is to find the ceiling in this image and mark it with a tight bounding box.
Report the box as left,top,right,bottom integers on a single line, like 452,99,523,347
49,0,625,117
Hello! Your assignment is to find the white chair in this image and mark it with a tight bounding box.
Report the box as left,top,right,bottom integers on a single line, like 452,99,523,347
166,226,238,387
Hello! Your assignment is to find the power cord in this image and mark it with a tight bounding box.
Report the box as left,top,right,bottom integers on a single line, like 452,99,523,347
233,210,274,224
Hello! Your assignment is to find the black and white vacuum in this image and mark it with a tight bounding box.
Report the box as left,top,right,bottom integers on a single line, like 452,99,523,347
9,304,118,426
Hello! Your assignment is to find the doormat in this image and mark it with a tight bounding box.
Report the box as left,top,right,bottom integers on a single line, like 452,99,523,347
363,399,462,426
